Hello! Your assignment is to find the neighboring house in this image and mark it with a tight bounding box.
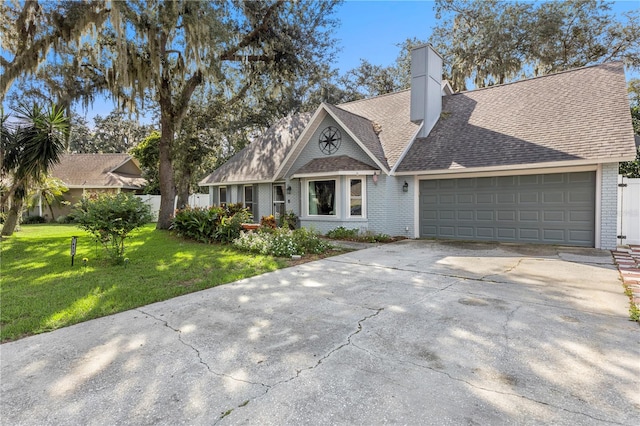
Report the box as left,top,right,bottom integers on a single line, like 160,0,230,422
43,153,146,219
200,45,637,249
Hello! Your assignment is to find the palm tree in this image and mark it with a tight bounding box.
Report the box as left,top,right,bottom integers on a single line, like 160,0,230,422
27,176,69,221
1,104,69,236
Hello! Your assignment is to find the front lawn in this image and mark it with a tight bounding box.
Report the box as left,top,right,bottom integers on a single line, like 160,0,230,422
0,223,287,342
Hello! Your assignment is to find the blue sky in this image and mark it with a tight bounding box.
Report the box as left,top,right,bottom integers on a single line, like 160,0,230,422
7,0,640,125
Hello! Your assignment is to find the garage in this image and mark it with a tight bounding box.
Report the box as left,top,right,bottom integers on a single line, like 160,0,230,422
419,172,596,247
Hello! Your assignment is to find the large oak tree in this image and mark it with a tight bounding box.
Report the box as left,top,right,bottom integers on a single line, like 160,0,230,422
2,0,340,228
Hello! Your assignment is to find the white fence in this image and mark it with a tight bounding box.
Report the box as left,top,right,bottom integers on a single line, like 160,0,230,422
618,176,640,245
136,193,210,222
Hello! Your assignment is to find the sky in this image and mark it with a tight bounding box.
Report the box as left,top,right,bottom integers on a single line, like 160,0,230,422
6,0,640,126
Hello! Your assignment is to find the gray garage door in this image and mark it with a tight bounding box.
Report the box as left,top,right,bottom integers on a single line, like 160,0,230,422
419,172,595,246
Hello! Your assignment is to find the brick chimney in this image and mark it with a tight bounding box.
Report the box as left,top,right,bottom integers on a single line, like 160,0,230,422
410,44,443,138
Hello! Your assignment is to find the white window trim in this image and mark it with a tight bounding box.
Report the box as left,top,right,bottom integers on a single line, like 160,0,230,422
303,178,340,218
347,177,366,218
272,183,286,216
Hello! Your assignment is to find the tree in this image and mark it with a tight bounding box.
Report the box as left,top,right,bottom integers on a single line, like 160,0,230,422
91,111,153,153
1,103,69,235
430,0,640,91
130,131,161,195
620,79,640,178
89,1,341,229
0,1,110,98
27,175,68,221
2,1,341,229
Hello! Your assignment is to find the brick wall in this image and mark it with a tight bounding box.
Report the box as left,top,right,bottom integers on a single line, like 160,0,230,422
600,163,619,250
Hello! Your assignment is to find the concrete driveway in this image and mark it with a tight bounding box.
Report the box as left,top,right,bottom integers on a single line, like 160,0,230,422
2,240,639,425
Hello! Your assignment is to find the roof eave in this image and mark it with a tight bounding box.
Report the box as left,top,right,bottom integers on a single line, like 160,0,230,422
394,158,632,176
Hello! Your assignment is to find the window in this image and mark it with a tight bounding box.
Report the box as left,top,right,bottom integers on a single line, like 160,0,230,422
219,187,227,208
308,180,336,216
273,184,285,217
244,185,253,212
349,178,365,217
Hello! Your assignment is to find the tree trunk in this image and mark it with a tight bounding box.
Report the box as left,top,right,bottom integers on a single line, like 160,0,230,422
175,168,191,210
1,195,23,236
156,110,176,230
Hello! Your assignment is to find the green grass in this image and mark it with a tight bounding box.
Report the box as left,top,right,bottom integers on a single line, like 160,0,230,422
0,223,286,342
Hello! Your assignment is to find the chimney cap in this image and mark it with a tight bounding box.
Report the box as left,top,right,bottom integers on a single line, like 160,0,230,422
410,43,444,60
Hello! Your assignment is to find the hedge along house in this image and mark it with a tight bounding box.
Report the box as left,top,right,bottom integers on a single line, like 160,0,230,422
200,44,637,249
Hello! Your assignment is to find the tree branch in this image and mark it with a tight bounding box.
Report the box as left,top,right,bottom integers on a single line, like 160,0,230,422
219,0,285,61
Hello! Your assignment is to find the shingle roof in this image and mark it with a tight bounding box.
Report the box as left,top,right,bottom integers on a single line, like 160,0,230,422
50,154,145,189
336,90,419,169
323,103,389,170
396,62,637,173
292,155,378,176
199,113,312,185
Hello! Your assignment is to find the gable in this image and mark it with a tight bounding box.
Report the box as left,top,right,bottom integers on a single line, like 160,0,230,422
50,154,145,189
283,114,380,179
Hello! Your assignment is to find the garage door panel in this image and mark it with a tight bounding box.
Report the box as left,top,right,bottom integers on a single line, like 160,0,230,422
497,228,517,239
497,210,516,221
458,210,474,220
419,172,595,247
543,192,564,203
519,211,539,221
519,193,539,203
519,228,540,240
543,211,565,221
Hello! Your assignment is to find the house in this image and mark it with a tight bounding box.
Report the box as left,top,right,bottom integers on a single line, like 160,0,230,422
43,153,146,219
199,45,637,249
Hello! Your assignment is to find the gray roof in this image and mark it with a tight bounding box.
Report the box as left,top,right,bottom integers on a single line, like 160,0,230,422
199,113,312,185
337,90,419,169
292,155,378,176
323,103,389,170
50,154,145,189
396,62,637,173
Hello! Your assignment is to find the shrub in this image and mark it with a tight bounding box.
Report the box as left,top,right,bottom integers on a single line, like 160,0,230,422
56,214,76,224
260,215,277,229
292,227,330,254
326,226,359,240
172,206,225,243
73,192,152,264
23,215,47,224
233,231,272,254
171,205,252,244
233,227,330,257
279,210,298,230
216,209,252,243
326,226,392,243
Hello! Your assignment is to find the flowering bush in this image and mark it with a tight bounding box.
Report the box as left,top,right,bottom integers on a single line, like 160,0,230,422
233,227,331,257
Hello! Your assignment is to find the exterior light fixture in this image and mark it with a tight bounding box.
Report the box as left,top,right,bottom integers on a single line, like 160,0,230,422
402,181,409,192
287,185,292,194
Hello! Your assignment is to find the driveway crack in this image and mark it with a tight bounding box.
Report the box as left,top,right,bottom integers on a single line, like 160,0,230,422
136,309,269,389
371,352,625,425
213,307,384,424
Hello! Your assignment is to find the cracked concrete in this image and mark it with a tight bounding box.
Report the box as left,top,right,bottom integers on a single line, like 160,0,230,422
2,240,638,425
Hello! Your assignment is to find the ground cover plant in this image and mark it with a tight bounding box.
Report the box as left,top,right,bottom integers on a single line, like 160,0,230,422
0,224,285,342
326,226,395,243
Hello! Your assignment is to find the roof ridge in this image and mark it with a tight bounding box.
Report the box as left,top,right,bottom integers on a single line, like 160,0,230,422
337,88,410,107
452,61,624,96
